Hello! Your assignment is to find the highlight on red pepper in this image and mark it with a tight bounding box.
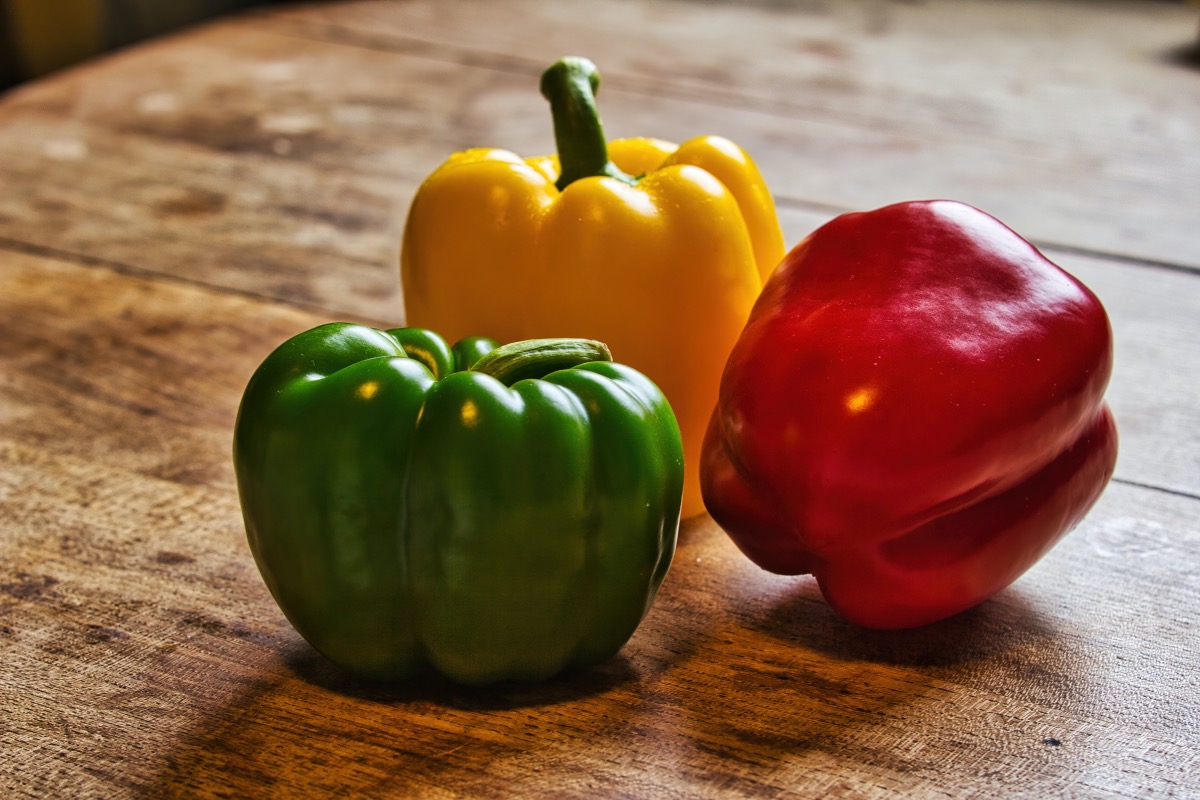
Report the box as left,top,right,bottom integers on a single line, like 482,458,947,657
701,200,1118,629
234,324,683,684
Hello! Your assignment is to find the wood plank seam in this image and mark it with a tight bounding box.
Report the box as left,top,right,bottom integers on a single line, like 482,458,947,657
774,197,1200,279
2,236,1193,507
1107,478,1200,503
0,234,395,330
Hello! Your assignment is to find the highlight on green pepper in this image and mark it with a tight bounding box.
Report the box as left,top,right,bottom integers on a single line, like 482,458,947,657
233,323,684,685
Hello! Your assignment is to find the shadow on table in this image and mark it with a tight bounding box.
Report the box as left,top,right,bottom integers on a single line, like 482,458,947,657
146,639,660,798
755,576,1065,668
145,581,710,798
1163,29,1200,70
654,571,1083,784
145,520,1082,796
747,575,1088,712
283,642,642,711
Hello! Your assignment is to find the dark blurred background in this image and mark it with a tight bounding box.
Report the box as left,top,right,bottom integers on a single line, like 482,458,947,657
3,0,1198,94
0,0,280,91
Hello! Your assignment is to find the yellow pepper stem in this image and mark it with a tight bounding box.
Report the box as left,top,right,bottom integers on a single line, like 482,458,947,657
540,57,637,191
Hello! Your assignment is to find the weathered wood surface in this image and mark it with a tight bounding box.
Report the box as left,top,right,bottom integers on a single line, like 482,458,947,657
261,0,1200,270
2,1,1199,797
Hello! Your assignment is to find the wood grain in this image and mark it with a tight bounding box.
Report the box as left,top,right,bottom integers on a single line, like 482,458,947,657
0,13,1195,496
2,252,1198,799
262,0,1200,270
2,0,1199,797
2,0,1198,328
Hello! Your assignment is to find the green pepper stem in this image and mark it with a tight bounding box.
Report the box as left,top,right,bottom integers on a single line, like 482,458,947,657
470,338,612,386
540,57,637,191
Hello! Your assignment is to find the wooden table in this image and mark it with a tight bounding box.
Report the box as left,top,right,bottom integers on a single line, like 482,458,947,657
3,1,1198,796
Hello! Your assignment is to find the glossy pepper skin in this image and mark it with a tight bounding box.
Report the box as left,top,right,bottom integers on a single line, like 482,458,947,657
401,57,784,519
234,324,683,684
702,200,1118,629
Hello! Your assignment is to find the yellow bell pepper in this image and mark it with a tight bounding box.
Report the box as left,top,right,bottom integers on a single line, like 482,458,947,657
401,57,785,517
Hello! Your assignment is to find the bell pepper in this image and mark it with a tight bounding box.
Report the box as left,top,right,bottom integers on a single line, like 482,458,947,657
701,200,1118,629
400,56,785,518
233,324,683,684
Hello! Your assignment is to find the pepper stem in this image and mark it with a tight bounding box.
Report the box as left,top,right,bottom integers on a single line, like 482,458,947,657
470,338,612,386
540,57,637,191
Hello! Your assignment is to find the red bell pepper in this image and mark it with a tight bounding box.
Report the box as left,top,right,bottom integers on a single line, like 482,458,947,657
701,200,1118,629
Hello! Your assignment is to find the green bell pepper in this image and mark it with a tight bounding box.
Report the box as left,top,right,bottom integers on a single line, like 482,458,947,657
233,323,683,685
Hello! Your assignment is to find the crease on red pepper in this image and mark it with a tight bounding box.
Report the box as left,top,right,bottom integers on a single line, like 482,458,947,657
827,406,1117,628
